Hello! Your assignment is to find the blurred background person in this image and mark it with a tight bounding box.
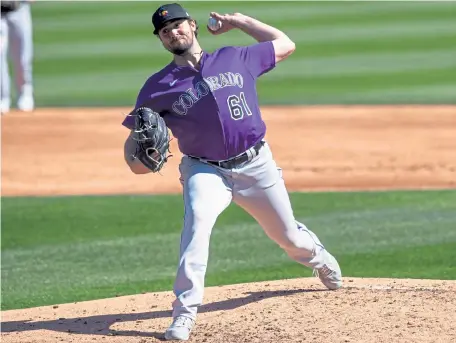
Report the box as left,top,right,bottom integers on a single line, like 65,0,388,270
0,0,34,114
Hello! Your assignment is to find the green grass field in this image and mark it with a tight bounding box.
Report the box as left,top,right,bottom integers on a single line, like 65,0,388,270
28,1,456,106
2,190,456,310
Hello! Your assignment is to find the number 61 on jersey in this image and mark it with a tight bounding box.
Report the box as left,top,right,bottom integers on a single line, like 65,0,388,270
227,92,252,120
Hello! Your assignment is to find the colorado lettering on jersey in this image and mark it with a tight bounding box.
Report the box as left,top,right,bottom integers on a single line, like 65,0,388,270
172,72,244,115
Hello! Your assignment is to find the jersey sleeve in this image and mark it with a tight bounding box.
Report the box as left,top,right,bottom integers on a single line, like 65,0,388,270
236,41,276,78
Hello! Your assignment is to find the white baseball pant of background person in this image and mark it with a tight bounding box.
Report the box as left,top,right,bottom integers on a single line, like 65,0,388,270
0,0,34,113
171,140,340,320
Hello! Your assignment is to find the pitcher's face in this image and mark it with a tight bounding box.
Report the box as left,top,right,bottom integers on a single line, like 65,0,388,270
159,19,196,55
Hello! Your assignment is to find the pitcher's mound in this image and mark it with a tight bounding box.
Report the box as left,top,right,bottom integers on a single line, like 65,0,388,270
2,277,455,343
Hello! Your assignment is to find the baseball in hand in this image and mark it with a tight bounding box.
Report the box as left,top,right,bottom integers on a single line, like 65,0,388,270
208,17,222,31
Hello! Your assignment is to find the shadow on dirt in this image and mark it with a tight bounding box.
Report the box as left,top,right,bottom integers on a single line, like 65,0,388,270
1,288,325,340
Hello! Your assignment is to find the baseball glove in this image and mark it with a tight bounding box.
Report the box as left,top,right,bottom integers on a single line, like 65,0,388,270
130,107,172,173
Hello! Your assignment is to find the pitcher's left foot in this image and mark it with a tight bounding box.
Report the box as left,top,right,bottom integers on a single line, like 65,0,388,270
164,316,195,341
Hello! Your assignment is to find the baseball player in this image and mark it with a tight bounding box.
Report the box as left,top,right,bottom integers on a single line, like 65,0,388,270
0,0,34,113
122,3,342,341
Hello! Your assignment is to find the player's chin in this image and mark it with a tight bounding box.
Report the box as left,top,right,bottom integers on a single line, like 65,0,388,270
170,42,192,55
171,48,189,56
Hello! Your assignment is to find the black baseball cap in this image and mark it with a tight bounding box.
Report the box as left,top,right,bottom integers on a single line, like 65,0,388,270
152,3,192,35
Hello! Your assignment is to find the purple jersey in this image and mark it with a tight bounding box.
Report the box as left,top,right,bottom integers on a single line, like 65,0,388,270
122,41,276,161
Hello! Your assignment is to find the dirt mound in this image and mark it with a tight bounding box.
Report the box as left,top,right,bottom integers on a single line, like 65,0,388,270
2,278,455,343
2,105,456,197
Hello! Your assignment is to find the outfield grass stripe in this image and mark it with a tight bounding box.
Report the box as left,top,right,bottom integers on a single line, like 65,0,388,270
34,70,150,96
265,49,456,79
33,19,456,62
35,30,456,61
325,84,456,104
287,19,456,44
260,67,456,92
254,89,456,106
295,33,456,58
33,92,137,107
34,12,156,32
34,38,165,60
255,85,456,105
34,47,456,80
256,81,456,105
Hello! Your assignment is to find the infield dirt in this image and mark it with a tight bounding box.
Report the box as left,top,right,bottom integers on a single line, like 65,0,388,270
1,106,456,343
2,105,456,196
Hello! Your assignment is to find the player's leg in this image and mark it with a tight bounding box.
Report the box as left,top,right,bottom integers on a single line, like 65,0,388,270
7,3,34,111
232,142,342,289
165,156,233,340
0,16,10,113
